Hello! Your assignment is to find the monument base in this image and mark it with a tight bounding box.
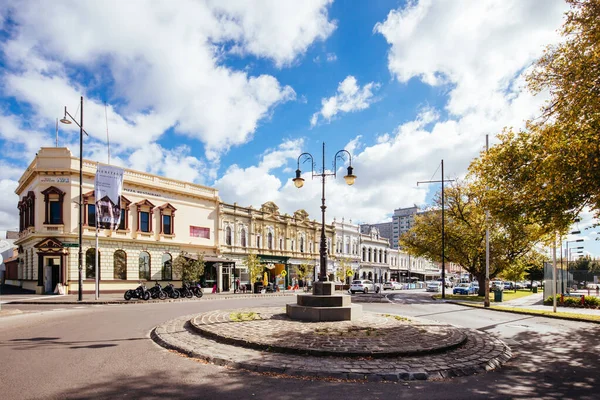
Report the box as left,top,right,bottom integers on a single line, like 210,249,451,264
286,281,362,322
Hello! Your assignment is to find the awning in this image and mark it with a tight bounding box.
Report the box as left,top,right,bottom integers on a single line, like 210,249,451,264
183,254,237,263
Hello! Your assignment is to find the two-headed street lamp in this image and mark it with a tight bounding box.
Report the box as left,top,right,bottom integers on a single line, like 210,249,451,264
293,142,356,283
60,96,89,301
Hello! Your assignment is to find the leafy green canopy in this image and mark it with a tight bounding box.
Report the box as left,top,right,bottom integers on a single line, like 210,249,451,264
400,180,547,295
470,0,600,233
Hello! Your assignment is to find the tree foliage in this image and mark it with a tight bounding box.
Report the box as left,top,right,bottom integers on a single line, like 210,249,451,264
470,0,600,232
173,253,205,284
335,258,352,283
243,253,263,291
400,180,547,295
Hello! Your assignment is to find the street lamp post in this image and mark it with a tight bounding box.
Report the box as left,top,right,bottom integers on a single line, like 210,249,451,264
293,142,356,285
565,239,584,292
60,96,89,301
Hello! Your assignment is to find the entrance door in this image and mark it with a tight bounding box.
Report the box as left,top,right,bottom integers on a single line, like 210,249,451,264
44,258,60,293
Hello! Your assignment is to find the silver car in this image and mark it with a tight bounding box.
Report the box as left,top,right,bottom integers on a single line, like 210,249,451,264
350,279,375,294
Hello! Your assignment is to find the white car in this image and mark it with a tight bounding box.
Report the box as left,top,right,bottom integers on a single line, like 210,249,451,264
350,280,376,294
383,281,403,290
426,281,443,292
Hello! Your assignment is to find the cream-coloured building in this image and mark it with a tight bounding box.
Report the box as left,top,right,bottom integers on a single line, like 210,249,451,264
13,147,224,295
219,201,334,289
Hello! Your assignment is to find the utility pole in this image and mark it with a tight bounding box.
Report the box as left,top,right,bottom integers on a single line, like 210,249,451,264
418,160,454,299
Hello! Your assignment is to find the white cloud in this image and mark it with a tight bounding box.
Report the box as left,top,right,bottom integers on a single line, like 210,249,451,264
0,179,19,233
311,76,380,126
214,138,304,207
128,144,207,185
0,0,333,163
374,0,567,116
326,53,337,62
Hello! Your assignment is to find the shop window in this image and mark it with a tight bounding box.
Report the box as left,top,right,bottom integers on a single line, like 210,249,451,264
114,250,127,280
162,253,172,280
136,200,155,233
139,251,151,280
86,248,100,279
42,186,65,225
158,203,176,235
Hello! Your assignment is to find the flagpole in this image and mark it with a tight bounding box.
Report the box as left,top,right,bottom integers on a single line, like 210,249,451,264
95,162,99,300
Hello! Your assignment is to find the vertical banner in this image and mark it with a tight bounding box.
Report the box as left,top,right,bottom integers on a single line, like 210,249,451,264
95,165,124,230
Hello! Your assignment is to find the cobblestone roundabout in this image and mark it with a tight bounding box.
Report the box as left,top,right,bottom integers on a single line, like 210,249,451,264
151,307,512,381
190,308,467,357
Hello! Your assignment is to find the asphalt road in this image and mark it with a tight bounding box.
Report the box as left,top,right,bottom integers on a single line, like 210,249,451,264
0,292,598,400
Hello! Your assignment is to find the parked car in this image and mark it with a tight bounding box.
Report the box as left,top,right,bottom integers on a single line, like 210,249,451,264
350,280,376,294
515,281,525,290
383,281,403,290
503,281,515,290
437,278,453,288
453,283,479,295
490,280,504,291
426,281,443,292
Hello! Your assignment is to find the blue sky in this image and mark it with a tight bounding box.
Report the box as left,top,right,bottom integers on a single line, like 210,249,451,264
0,0,596,257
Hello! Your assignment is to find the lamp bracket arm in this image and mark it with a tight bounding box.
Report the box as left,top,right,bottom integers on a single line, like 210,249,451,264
64,109,89,136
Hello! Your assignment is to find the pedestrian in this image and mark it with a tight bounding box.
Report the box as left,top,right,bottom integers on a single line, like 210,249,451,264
235,278,240,294
212,283,217,293
596,285,599,296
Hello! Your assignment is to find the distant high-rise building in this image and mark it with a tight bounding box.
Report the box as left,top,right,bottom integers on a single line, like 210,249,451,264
392,206,419,249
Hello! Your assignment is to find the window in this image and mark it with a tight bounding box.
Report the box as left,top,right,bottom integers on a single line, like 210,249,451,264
310,242,313,253
241,228,247,247
256,235,261,248
268,232,273,250
279,238,283,250
163,215,172,235
162,253,172,280
18,191,35,232
136,200,155,233
158,203,176,235
140,212,150,232
114,250,127,280
87,204,96,227
362,247,366,261
300,237,304,253
42,186,65,225
139,251,151,280
86,248,100,279
118,196,131,230
291,240,294,251
226,226,232,245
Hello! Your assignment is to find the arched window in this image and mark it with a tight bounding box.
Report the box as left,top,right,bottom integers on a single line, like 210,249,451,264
225,226,232,245
139,251,151,281
309,241,313,253
368,248,372,262
241,228,247,247
362,247,366,261
114,250,127,280
279,238,283,250
300,237,304,253
85,248,100,279
162,253,172,280
268,232,273,250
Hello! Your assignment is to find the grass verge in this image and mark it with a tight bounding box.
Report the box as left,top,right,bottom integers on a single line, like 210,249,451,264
453,301,600,323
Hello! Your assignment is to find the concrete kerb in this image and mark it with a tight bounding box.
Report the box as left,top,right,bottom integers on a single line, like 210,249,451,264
444,300,600,324
150,310,512,382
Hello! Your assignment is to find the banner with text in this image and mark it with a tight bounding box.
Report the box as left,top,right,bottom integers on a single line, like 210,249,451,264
94,165,124,230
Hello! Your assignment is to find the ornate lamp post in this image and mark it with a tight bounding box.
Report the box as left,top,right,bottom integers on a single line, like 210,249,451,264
293,142,356,285
60,96,89,301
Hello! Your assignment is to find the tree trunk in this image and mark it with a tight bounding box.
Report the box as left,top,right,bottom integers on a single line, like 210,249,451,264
476,274,486,297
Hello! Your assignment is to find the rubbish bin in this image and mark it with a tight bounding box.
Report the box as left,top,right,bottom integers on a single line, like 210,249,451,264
254,282,263,294
494,289,503,302
532,286,538,294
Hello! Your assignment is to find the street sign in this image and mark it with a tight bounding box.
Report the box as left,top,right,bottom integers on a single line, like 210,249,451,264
63,243,79,248
347,270,353,277
281,270,287,277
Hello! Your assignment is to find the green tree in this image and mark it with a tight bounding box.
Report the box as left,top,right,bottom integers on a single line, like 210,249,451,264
470,0,600,231
243,253,263,293
400,180,547,295
335,258,352,284
296,263,313,291
173,252,205,284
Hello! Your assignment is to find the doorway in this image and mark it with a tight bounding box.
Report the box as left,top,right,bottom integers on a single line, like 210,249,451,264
44,257,60,293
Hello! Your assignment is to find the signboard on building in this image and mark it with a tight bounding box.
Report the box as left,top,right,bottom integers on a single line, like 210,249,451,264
94,165,124,230
190,226,210,238
40,177,70,184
